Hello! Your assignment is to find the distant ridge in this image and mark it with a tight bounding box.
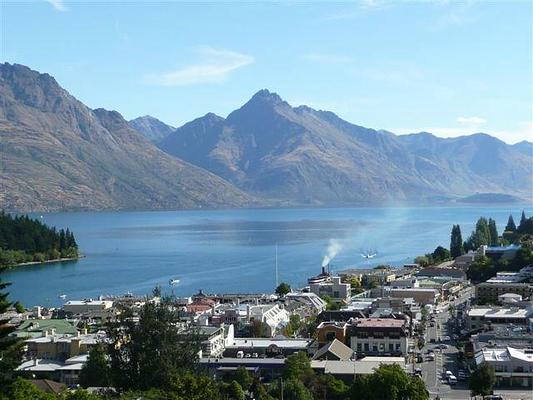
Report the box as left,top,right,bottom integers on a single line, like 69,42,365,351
159,89,533,206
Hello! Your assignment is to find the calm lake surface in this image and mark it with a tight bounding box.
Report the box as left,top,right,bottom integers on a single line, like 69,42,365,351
5,206,532,307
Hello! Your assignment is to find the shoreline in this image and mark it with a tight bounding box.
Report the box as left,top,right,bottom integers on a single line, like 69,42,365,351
11,254,85,268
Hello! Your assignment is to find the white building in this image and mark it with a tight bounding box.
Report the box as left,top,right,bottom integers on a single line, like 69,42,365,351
248,304,290,337
309,276,351,303
475,347,533,388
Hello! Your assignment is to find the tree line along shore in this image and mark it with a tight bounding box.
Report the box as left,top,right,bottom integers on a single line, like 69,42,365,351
0,212,79,268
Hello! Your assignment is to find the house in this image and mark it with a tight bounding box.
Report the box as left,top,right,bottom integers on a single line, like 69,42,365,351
348,318,409,357
475,347,533,388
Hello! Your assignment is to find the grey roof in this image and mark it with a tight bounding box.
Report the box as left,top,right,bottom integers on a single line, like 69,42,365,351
312,339,354,361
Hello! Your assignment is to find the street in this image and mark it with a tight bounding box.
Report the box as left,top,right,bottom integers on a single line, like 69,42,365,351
417,288,533,400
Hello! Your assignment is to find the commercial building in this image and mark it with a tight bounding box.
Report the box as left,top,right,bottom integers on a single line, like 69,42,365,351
316,322,349,346
348,318,409,357
476,282,533,304
466,306,533,330
309,276,351,303
24,331,103,360
389,288,439,305
62,300,114,315
475,347,533,388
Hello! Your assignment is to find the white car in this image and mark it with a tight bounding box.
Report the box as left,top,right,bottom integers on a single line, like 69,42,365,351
448,375,457,385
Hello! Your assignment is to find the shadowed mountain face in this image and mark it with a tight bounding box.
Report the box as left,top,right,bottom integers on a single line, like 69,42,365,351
160,89,532,205
129,115,175,143
0,63,257,212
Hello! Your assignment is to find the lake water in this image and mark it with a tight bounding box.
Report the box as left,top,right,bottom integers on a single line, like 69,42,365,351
4,206,532,307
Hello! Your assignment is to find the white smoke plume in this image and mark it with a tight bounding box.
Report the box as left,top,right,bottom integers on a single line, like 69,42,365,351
322,239,343,267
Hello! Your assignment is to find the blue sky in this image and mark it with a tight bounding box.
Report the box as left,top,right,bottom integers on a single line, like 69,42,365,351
2,0,532,143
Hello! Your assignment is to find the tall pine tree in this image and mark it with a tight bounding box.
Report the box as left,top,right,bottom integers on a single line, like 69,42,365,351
488,218,499,246
0,267,21,386
450,225,465,258
518,211,528,234
505,214,517,232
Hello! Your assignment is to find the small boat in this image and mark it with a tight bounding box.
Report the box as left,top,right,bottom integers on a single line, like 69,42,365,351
169,279,180,286
58,294,67,299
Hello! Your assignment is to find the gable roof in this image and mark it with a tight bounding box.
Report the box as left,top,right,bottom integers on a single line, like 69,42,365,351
312,339,354,361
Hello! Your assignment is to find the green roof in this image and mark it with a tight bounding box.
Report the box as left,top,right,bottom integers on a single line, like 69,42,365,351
14,319,78,338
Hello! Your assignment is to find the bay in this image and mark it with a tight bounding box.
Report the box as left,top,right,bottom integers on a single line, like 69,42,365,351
4,206,532,307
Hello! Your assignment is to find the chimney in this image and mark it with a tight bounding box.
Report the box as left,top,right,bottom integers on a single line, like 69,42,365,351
42,330,48,338
51,328,56,336
83,328,88,335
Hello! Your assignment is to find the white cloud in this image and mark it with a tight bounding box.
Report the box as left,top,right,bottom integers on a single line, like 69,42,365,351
146,47,254,86
45,0,66,11
456,116,487,127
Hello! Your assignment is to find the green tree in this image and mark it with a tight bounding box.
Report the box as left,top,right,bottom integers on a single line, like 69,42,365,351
488,218,499,246
271,378,313,400
517,210,528,233
351,364,428,400
108,301,201,391
282,352,314,384
63,389,101,400
0,267,21,388
450,224,465,258
233,366,253,391
414,255,430,267
284,314,303,337
226,380,245,400
432,246,451,263
505,214,517,232
275,282,291,296
0,378,55,400
469,362,496,396
173,372,222,400
79,343,111,388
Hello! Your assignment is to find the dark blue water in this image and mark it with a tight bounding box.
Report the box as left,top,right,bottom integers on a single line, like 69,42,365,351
4,206,531,307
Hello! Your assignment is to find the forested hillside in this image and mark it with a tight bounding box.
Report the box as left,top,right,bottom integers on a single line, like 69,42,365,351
0,212,78,267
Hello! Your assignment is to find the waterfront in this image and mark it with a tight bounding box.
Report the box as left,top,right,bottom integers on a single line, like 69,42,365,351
5,206,531,307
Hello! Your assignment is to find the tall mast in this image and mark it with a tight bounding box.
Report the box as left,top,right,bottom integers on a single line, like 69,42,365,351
275,243,279,288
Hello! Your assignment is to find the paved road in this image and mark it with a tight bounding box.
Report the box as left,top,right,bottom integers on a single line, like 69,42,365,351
421,290,532,400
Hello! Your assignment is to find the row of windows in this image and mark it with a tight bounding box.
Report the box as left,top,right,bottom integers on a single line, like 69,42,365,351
355,342,401,352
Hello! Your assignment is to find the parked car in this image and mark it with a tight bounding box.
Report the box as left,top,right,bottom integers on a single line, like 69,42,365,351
427,353,435,361
448,375,457,385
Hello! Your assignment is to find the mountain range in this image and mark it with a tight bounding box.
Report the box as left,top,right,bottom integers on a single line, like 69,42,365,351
158,89,532,206
0,63,255,212
0,63,531,212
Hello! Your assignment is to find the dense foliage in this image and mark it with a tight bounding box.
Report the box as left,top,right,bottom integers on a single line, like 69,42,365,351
0,212,78,267
0,266,22,387
469,362,496,396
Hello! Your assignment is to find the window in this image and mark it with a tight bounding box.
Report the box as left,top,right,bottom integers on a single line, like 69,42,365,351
364,343,369,351
389,343,394,352
357,343,362,352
